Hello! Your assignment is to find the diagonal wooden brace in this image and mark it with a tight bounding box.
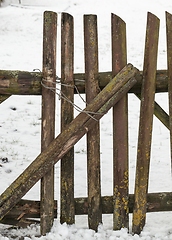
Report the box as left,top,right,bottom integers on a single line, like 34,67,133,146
0,63,138,220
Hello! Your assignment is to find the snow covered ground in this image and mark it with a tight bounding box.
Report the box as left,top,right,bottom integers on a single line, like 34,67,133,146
0,0,172,239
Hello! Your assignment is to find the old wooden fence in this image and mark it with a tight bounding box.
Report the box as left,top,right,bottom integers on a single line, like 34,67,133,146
0,10,172,236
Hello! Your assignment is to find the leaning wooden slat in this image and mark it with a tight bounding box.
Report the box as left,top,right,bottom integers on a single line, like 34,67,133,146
0,64,138,221
60,12,75,225
111,13,129,230
41,11,57,235
0,95,11,104
132,12,160,235
84,14,102,231
135,93,169,130
166,12,172,170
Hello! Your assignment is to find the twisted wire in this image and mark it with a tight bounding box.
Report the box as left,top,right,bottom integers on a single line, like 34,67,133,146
41,78,103,121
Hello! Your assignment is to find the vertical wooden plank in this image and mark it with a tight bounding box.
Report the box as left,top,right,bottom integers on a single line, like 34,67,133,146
60,12,75,225
84,14,102,231
111,14,129,230
41,11,57,235
132,12,159,235
166,12,172,170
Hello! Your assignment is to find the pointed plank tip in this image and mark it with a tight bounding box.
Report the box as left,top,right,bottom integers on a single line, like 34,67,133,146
111,13,126,25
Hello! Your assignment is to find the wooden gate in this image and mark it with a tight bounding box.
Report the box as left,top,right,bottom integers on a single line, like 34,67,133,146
0,10,172,236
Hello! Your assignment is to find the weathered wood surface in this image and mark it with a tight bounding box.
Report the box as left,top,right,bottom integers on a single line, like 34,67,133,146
84,14,102,231
40,11,57,235
60,12,75,225
112,14,129,230
166,12,172,170
132,13,160,235
0,69,169,94
0,64,138,221
0,70,42,95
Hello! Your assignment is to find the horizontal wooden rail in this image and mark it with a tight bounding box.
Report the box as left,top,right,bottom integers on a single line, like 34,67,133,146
1,191,172,227
0,69,168,95
75,192,172,215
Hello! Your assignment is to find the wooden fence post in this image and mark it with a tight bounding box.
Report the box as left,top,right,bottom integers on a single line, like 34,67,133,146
84,14,102,231
166,12,172,170
41,11,57,235
60,12,75,225
111,13,129,230
132,12,159,234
